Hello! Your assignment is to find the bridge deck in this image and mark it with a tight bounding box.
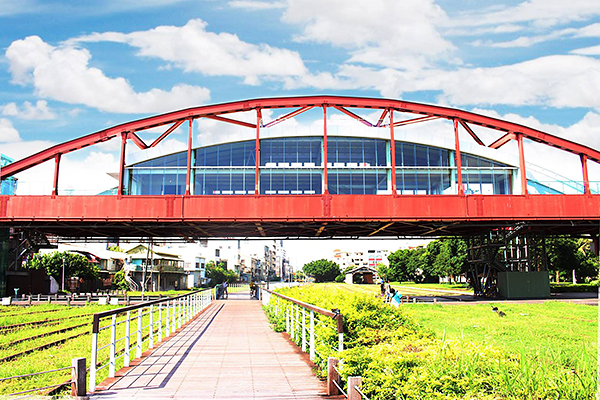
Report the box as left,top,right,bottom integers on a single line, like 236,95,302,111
91,293,329,399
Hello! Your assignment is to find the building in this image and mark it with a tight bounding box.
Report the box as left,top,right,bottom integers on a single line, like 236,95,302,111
125,244,186,291
0,154,17,195
333,248,389,271
122,130,557,198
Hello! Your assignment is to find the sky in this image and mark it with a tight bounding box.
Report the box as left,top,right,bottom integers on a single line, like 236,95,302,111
0,0,599,267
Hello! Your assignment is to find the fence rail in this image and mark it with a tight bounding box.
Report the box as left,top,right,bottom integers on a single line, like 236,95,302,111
89,289,212,392
261,288,344,362
0,358,86,397
261,289,370,400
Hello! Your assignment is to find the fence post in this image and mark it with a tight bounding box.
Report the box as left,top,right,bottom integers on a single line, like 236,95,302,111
149,304,154,349
348,376,363,400
178,298,183,328
309,310,315,361
327,357,340,396
166,300,171,335
301,307,306,352
285,304,290,334
295,304,299,341
109,314,116,377
136,308,143,359
158,303,163,342
172,299,176,333
71,357,86,397
124,311,131,367
89,315,99,393
336,313,344,352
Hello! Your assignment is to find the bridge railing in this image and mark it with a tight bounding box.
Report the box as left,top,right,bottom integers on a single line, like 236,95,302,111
88,289,212,392
261,288,343,366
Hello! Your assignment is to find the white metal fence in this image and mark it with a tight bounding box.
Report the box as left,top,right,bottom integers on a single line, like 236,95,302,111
89,289,212,392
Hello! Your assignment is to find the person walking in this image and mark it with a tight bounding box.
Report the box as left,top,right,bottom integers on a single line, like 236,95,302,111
222,281,228,299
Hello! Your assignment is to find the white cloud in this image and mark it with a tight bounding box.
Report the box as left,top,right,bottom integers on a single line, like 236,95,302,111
0,118,21,142
454,0,600,28
1,100,56,120
571,45,600,55
281,0,454,69
228,1,285,10
288,55,600,111
472,22,600,48
5,35,211,114
72,19,307,85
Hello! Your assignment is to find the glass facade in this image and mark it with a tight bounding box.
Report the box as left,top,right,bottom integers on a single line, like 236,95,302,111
0,154,17,195
125,137,517,196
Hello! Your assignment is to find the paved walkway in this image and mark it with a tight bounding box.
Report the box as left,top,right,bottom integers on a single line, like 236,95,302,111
91,293,329,399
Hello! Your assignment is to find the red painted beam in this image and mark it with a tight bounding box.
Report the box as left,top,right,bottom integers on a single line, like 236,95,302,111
262,106,313,128
489,132,517,149
459,120,484,146
150,120,185,148
203,115,256,129
127,132,149,150
2,194,600,223
387,115,438,128
331,106,373,127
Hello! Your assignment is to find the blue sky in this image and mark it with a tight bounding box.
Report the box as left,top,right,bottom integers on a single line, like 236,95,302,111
0,0,599,194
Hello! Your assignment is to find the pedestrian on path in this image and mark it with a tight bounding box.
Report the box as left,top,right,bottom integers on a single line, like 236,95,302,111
222,281,228,299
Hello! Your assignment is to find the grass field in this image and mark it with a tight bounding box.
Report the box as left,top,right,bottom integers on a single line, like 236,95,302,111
309,283,598,398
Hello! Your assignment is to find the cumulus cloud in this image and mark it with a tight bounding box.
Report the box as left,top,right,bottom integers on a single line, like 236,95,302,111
5,35,211,114
287,55,600,111
281,0,454,69
1,100,56,120
0,118,21,142
71,19,307,85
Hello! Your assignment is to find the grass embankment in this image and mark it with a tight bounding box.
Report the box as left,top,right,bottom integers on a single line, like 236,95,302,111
0,301,183,396
270,284,597,400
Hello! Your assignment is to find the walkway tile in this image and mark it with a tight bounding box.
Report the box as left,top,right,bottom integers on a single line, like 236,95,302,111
91,294,329,399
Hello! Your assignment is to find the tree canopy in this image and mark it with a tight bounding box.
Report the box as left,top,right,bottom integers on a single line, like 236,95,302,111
205,261,238,286
26,251,100,281
303,259,340,282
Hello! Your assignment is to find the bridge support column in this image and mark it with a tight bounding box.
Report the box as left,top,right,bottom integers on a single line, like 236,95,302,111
453,119,464,195
0,228,7,296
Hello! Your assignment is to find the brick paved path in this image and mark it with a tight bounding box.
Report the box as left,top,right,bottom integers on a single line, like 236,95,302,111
91,293,329,399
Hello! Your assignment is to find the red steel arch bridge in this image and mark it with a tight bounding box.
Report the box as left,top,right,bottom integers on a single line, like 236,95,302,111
1,95,600,295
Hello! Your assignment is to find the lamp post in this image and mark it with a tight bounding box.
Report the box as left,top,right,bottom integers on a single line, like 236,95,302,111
61,255,65,292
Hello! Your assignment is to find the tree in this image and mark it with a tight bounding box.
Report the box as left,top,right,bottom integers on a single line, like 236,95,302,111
206,261,238,285
387,249,419,282
545,237,598,282
26,251,100,282
303,259,340,282
112,269,129,290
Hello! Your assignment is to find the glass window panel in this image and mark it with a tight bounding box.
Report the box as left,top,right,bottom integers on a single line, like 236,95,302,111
284,139,297,164
349,140,364,164
364,173,377,194
231,172,244,192
415,145,428,166
351,172,364,194
205,173,218,194
194,173,205,195
311,174,322,193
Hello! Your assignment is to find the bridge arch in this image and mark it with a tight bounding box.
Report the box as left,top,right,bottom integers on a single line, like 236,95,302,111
1,95,599,197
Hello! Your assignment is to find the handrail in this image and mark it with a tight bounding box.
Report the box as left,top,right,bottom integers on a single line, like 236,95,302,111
88,289,212,392
91,289,203,333
262,288,343,333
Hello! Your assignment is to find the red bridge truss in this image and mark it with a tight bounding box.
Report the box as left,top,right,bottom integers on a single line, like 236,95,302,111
1,95,599,239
